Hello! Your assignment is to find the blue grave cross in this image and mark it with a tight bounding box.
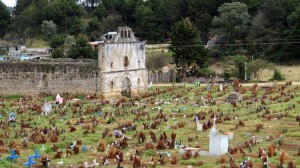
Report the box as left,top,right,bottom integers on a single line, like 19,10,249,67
7,149,20,161
23,156,36,167
82,145,87,152
31,149,41,160
206,85,211,91
195,116,199,122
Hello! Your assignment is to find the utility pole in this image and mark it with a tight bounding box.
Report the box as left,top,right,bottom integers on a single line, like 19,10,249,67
245,62,247,81
173,59,175,87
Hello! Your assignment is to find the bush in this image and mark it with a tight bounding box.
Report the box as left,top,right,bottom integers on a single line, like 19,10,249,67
50,35,65,49
222,69,233,80
51,48,65,58
232,54,248,80
271,69,285,81
0,48,7,55
67,35,97,59
197,68,216,77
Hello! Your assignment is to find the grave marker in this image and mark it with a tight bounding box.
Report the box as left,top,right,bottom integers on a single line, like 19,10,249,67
31,149,41,160
82,146,87,152
23,156,36,168
197,121,203,131
209,116,228,155
7,149,19,167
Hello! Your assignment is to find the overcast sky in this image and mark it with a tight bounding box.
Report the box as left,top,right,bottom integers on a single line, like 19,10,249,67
2,0,16,7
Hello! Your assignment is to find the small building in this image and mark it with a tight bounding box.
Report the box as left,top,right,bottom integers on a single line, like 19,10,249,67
0,44,26,55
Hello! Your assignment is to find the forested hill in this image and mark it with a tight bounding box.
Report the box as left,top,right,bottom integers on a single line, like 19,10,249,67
0,0,299,62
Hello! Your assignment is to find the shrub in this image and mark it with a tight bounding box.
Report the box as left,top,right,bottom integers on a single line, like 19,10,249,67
222,69,233,80
0,48,7,55
51,48,65,58
197,68,215,77
232,54,248,80
271,69,285,81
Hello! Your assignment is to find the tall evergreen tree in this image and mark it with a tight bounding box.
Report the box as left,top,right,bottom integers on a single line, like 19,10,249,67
0,1,11,37
169,18,208,79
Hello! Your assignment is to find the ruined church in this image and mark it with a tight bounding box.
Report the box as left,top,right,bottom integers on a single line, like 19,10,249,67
98,26,148,97
0,27,148,98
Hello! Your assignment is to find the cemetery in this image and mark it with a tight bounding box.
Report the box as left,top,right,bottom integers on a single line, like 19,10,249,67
0,80,299,168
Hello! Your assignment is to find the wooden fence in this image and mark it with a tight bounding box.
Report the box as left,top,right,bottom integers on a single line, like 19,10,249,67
148,70,224,83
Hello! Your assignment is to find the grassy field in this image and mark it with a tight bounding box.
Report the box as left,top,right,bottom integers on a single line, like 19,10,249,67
211,60,300,82
260,65,300,81
0,82,299,168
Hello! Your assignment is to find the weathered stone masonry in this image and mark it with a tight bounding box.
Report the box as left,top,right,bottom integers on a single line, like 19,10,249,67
0,59,98,95
0,27,148,97
98,26,148,98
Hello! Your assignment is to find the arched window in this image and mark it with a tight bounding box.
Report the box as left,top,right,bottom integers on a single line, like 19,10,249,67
40,74,49,87
111,81,114,89
124,56,129,67
111,62,113,68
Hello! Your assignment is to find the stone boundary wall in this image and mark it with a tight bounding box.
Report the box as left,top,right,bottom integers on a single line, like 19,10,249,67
0,59,98,95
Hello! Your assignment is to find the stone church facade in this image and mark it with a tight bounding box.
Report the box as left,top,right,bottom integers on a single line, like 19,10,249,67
0,27,148,97
98,26,148,98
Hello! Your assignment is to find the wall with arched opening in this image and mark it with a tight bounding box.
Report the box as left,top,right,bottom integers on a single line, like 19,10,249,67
0,60,98,95
39,74,49,88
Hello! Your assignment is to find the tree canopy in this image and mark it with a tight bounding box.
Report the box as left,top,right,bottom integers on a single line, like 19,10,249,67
212,2,250,41
169,18,208,69
0,0,298,62
67,35,97,59
0,1,11,37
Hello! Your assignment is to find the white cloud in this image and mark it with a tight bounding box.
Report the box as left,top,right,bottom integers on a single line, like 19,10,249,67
2,0,16,7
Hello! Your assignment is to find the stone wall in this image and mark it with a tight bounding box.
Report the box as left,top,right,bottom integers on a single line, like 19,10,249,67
0,59,98,95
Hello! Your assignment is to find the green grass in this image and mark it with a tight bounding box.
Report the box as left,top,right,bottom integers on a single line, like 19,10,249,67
285,132,300,137
144,149,157,156
1,84,300,167
0,95,24,99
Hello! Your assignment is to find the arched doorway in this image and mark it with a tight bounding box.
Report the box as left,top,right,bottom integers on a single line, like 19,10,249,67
121,77,131,97
40,74,49,87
